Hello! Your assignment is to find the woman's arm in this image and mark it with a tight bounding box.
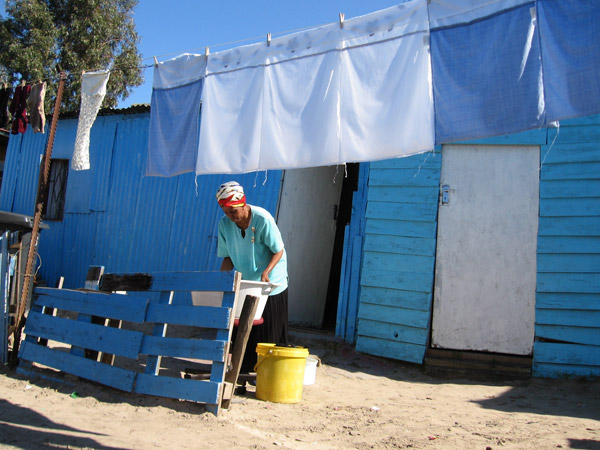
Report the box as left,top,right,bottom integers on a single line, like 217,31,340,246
261,249,284,282
220,257,234,271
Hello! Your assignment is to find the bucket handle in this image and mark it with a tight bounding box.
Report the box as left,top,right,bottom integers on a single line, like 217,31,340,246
253,349,272,372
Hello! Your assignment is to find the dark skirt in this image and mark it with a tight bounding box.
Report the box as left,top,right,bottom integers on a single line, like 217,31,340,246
233,288,288,373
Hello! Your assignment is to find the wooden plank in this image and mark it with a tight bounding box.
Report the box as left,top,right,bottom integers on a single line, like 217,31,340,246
547,125,600,145
144,291,173,376
222,295,259,410
532,362,600,378
366,201,438,222
368,168,440,187
537,273,600,294
538,143,600,164
19,341,136,392
538,217,600,236
537,254,600,273
540,161,600,181
536,325,599,346
370,151,441,170
537,236,600,254
540,179,600,199
362,251,435,275
533,342,600,366
134,373,221,404
32,288,148,323
540,198,600,217
365,219,438,239
361,265,434,293
536,293,600,310
140,336,227,361
536,309,600,328
357,303,430,329
145,303,231,328
357,319,429,346
150,271,236,292
359,286,432,312
368,186,439,204
345,235,363,342
355,335,425,364
25,311,143,359
336,225,350,339
364,234,436,257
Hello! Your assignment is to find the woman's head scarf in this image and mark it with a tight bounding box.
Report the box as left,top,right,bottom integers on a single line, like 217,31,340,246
216,181,246,207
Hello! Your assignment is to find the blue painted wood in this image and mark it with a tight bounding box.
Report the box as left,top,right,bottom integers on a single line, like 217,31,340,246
146,304,231,328
364,234,436,257
368,186,440,204
358,319,429,345
533,342,600,366
335,225,350,339
362,252,435,275
141,336,227,361
19,341,137,392
532,362,600,378
359,287,432,312
537,273,600,294
540,161,600,181
33,288,149,323
540,198,600,217
456,127,548,146
368,168,440,187
211,290,236,391
366,201,438,222
540,179,600,199
134,373,221,404
537,254,600,273
361,266,434,293
537,236,600,254
547,125,600,145
358,303,430,329
538,217,600,236
365,219,438,239
536,309,600,328
536,293,600,310
345,235,363,342
370,151,441,170
25,311,144,359
144,291,173,376
536,325,598,346
539,143,600,164
355,335,426,364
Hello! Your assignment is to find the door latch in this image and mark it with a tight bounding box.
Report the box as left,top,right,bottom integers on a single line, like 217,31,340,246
441,185,452,205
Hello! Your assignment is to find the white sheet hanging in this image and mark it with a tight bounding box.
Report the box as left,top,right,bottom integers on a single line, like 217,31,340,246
73,70,110,171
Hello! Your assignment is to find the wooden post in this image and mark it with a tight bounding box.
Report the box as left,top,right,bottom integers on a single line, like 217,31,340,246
10,72,67,366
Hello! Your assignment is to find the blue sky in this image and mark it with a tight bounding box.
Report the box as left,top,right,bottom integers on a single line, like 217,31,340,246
123,0,404,107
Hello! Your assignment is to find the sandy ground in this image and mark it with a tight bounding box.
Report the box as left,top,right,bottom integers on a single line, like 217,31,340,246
0,328,598,450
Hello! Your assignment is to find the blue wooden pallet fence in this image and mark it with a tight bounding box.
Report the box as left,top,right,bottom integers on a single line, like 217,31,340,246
17,270,241,415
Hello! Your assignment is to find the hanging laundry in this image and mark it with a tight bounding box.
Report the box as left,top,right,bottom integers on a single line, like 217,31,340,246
26,81,46,133
0,85,13,129
72,70,110,171
9,83,31,135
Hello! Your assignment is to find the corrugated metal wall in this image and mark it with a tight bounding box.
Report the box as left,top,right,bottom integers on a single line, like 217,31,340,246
355,150,441,364
0,112,282,289
533,114,600,378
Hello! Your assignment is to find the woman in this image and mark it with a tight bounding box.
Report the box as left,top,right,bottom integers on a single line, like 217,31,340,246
216,181,289,372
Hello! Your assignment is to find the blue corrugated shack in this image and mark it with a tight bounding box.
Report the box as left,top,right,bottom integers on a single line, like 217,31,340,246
1,107,598,378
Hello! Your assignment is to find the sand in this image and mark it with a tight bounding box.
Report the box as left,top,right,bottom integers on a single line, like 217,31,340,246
0,329,598,449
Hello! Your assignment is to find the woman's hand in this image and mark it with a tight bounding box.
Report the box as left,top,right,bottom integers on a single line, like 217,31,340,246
261,270,270,283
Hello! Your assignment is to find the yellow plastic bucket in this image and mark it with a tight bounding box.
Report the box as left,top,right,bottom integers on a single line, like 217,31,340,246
255,344,309,403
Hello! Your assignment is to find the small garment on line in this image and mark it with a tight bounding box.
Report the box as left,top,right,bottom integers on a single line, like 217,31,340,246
73,70,110,171
27,82,46,133
0,86,13,129
9,84,31,135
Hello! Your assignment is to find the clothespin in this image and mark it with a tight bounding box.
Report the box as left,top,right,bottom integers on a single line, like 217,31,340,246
339,12,345,29
205,47,210,59
267,33,272,47
153,56,159,67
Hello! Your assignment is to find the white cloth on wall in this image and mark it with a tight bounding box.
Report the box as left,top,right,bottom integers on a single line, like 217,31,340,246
73,70,110,171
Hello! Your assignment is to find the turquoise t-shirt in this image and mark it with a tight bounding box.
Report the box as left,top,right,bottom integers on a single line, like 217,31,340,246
217,205,288,295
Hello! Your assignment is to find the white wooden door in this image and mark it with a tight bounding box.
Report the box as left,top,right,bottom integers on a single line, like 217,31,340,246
277,166,344,327
431,144,539,355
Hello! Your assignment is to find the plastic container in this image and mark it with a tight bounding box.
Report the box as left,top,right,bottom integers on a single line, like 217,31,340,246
190,280,280,320
255,344,309,403
303,355,320,385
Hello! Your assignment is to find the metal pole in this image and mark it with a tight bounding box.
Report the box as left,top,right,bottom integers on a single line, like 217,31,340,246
10,72,67,366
